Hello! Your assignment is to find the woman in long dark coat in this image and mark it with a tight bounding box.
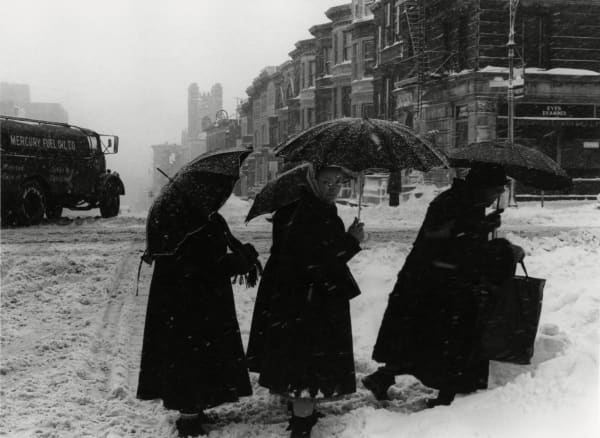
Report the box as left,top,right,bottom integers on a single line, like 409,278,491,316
248,166,364,437
137,176,258,437
246,200,298,373
363,165,524,407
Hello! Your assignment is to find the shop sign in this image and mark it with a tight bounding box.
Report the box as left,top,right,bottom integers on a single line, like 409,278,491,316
499,103,596,118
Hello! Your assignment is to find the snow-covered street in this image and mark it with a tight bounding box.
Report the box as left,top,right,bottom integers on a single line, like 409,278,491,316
1,198,599,438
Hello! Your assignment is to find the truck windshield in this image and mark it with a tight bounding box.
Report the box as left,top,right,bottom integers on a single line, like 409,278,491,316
88,136,99,152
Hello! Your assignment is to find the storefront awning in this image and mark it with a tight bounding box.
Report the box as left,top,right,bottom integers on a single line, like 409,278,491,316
498,116,600,127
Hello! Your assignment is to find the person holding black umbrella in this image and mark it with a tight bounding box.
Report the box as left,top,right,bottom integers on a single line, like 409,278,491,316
363,164,525,408
137,149,261,437
249,165,364,438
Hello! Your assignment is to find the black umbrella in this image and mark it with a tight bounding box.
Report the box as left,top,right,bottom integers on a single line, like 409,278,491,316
143,147,251,262
276,117,449,172
245,163,317,223
447,141,572,190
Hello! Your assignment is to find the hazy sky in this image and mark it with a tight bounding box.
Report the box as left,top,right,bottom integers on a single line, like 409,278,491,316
0,0,344,204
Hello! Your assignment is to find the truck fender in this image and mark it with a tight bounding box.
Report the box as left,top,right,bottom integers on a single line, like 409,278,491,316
98,172,125,195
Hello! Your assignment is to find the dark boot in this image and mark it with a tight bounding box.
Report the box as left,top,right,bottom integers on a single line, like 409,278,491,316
362,369,395,401
175,415,207,437
425,389,456,408
287,412,320,438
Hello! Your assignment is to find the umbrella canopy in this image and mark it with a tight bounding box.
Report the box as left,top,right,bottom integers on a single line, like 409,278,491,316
276,117,449,172
245,163,313,223
144,147,251,262
448,141,572,190
178,146,252,177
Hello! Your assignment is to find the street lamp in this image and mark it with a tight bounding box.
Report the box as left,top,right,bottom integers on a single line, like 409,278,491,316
507,0,519,146
507,0,520,206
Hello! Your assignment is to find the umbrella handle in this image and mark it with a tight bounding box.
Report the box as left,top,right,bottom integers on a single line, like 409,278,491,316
357,173,364,221
491,196,501,239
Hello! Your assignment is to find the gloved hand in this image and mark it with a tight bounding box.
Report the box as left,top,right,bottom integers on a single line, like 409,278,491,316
241,243,259,262
222,253,252,276
480,209,502,232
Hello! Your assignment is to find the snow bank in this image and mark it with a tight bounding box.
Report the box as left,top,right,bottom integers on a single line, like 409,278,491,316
228,195,600,231
86,193,599,233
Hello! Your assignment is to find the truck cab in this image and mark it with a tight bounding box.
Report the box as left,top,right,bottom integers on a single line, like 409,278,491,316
0,116,125,225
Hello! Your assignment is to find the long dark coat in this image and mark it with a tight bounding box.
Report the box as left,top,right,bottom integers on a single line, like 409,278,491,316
249,191,362,398
373,179,512,394
136,213,252,412
246,201,299,373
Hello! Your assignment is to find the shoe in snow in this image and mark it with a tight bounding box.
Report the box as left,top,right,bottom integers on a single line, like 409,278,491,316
362,370,394,401
287,412,320,438
425,390,455,409
175,416,207,437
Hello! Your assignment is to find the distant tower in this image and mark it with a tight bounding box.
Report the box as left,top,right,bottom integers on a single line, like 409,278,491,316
186,82,224,159
188,83,200,141
210,83,223,118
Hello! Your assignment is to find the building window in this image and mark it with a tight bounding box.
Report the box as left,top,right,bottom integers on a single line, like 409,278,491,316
269,124,278,147
458,15,469,70
443,20,452,59
536,14,551,68
342,86,352,117
260,94,267,113
377,26,382,64
455,104,469,147
362,103,374,118
333,32,340,64
352,43,359,79
343,31,352,62
364,39,375,73
323,47,331,75
333,88,338,117
308,60,315,86
307,108,314,126
275,87,283,109
394,1,405,43
386,2,391,26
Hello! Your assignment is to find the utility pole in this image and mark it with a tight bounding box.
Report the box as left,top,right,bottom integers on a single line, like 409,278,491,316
507,0,519,207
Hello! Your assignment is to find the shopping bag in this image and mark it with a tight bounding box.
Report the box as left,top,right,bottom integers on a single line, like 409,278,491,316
480,262,545,365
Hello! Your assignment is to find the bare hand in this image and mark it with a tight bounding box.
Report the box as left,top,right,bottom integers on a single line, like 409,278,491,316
348,217,365,243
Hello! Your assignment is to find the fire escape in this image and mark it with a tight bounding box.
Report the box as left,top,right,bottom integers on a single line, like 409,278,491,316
404,0,427,117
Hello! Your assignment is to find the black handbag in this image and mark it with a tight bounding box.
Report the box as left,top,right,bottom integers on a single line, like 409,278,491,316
480,262,545,365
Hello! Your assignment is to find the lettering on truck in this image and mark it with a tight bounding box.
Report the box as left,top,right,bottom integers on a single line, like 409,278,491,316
9,135,77,151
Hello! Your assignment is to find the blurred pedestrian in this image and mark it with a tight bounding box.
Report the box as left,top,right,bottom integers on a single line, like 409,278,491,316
364,164,524,408
249,165,364,437
137,173,260,437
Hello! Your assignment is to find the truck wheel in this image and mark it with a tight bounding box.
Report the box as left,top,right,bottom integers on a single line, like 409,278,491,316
17,181,46,225
45,203,63,221
99,182,120,218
